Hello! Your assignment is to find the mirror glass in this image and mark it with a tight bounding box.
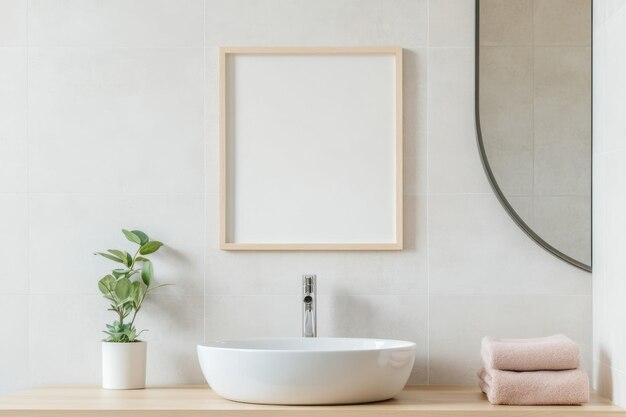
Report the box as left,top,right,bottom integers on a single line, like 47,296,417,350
476,0,592,271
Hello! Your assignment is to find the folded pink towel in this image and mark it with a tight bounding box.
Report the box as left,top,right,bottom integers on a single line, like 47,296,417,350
478,367,589,405
482,334,579,371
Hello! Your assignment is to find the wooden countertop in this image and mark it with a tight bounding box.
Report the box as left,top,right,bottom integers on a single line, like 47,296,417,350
0,385,624,417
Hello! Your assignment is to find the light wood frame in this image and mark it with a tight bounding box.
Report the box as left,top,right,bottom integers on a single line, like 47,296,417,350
220,46,403,251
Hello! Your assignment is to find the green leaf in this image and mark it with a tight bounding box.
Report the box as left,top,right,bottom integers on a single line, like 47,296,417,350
141,260,153,286
95,252,124,264
125,327,137,342
135,256,149,262
131,281,141,306
98,275,115,295
98,279,108,295
103,321,140,343
122,229,141,245
107,249,126,261
107,249,133,267
111,269,127,279
125,252,133,266
114,277,131,300
123,302,133,315
139,241,163,255
147,283,173,292
132,230,149,245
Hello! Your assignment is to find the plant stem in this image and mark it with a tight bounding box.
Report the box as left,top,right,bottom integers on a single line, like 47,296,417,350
129,288,147,327
123,248,142,327
129,248,141,269
129,308,139,328
107,286,124,325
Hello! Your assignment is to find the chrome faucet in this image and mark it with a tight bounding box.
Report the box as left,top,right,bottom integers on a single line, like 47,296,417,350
302,275,317,337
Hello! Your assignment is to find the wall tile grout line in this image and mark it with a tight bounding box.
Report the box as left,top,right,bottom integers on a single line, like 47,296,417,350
26,45,204,49
202,0,207,347
24,293,592,298
25,0,31,390
19,191,207,195
531,1,536,231
425,0,431,386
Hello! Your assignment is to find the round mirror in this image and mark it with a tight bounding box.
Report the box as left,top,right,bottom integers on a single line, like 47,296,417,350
475,0,591,271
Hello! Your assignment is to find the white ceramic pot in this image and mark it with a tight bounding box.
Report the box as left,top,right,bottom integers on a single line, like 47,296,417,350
102,341,147,389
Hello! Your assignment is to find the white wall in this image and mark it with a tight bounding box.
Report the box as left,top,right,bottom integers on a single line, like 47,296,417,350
0,0,591,394
593,0,626,406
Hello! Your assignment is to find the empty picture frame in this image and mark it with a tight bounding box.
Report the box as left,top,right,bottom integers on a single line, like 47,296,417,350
220,47,403,250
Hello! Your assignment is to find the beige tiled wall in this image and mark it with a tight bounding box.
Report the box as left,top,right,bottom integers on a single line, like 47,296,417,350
593,0,626,407
0,0,591,394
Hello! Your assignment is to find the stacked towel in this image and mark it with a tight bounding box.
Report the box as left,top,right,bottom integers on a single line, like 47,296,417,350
478,368,589,405
479,335,589,405
482,334,580,371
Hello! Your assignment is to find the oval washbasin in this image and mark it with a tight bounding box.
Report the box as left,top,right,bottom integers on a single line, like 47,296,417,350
197,337,416,405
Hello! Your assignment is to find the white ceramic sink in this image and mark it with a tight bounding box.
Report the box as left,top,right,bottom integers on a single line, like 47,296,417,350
197,337,416,405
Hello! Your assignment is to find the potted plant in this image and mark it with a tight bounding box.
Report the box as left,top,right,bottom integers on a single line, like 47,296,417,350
95,229,165,389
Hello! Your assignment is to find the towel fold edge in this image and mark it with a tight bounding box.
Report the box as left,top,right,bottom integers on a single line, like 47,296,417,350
481,334,580,372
